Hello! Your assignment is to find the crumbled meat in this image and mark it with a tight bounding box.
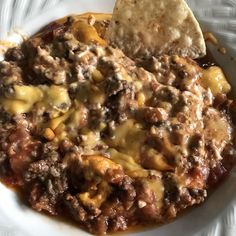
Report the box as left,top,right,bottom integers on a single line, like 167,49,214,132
32,47,69,84
5,47,25,62
136,181,160,221
64,193,88,222
143,107,168,123
0,61,23,86
163,174,179,204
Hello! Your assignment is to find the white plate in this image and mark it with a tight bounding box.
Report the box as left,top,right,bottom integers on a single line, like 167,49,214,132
0,1,236,236
0,0,65,39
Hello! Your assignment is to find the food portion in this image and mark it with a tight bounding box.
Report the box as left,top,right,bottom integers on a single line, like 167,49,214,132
106,0,206,59
0,6,235,236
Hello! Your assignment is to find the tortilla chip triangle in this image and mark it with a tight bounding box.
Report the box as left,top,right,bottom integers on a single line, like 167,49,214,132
106,0,206,59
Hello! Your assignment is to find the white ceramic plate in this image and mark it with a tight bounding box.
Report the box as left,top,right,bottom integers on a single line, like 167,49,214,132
0,0,65,39
0,1,236,236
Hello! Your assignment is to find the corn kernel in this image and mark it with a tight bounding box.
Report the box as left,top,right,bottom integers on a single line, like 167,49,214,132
98,122,107,131
92,69,104,83
137,92,146,107
54,123,65,135
218,47,227,54
43,128,55,141
204,32,218,45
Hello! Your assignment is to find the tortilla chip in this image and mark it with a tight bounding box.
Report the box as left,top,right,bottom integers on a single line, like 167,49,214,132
106,0,206,59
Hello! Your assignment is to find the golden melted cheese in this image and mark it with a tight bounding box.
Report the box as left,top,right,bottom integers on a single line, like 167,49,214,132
108,119,146,162
142,147,174,171
71,20,107,46
109,149,148,178
1,85,71,116
82,155,122,178
1,85,43,114
78,181,111,209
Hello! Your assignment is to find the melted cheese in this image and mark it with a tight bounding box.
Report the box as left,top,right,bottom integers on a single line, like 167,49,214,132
204,108,232,150
142,147,174,171
54,13,112,42
13,85,43,103
1,99,34,114
1,85,71,116
108,119,146,162
71,20,107,46
78,181,111,209
82,155,122,178
1,85,43,114
41,85,71,116
109,149,148,178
